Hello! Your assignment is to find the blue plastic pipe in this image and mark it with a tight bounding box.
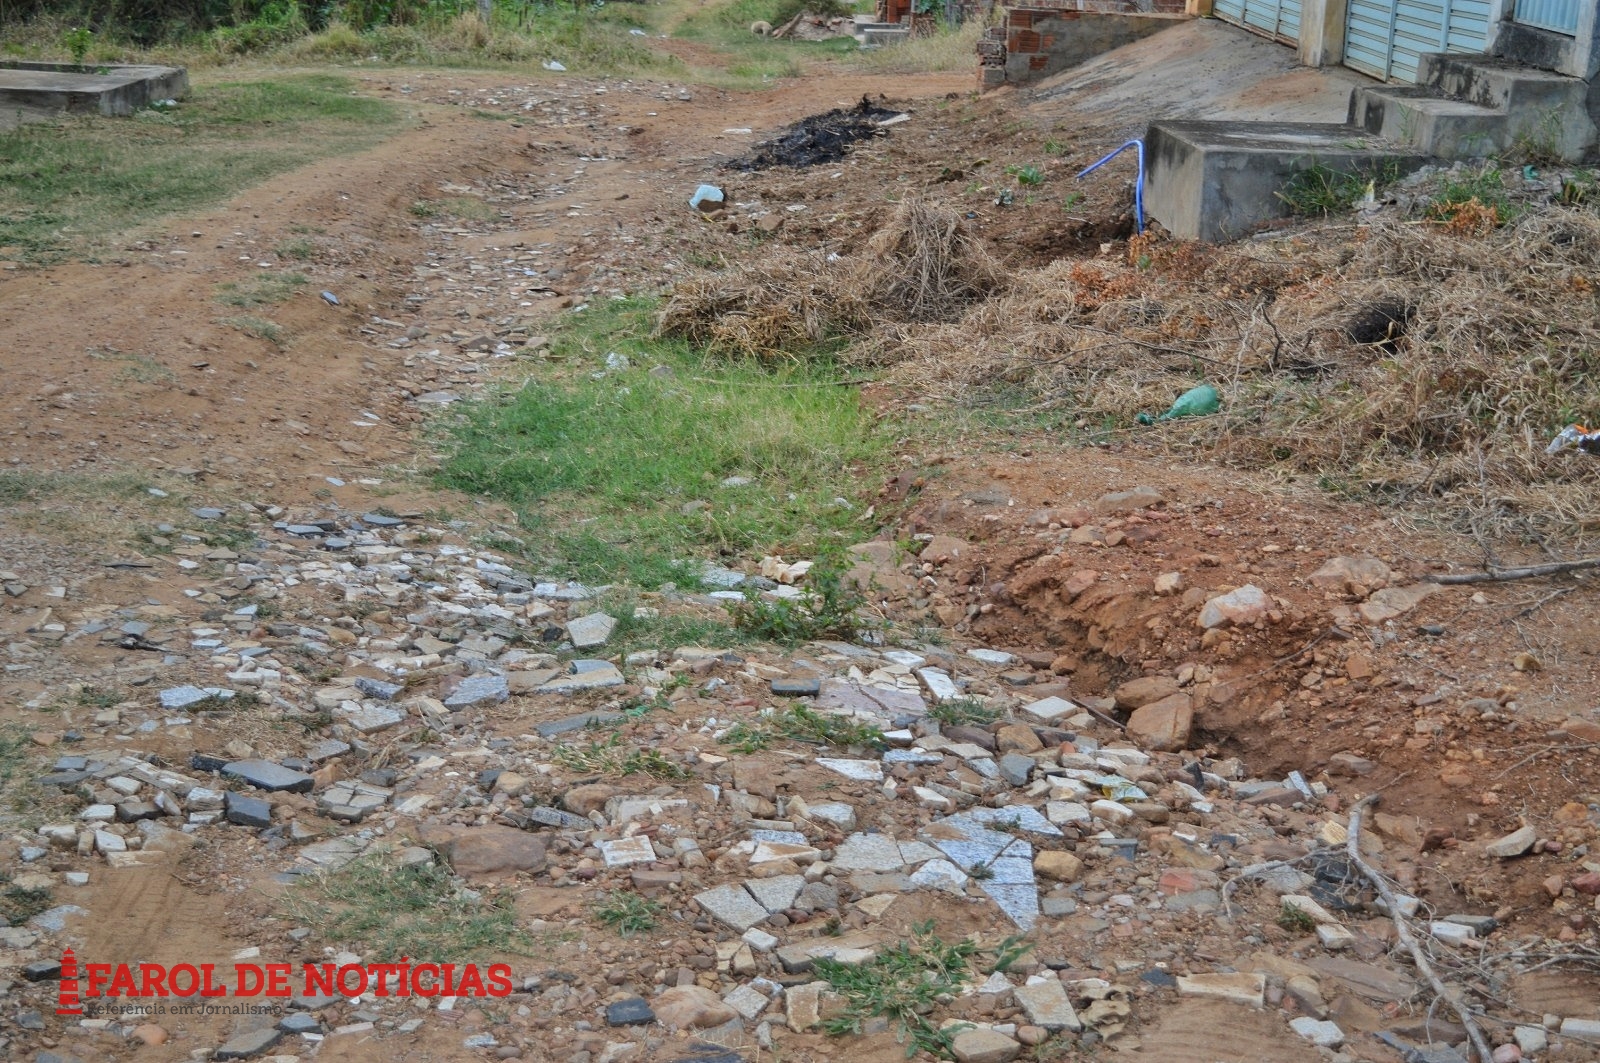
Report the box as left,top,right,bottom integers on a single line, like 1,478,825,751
1076,139,1145,235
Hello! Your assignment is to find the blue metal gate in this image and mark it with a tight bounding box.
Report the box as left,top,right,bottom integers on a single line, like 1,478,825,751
1345,0,1492,81
1515,0,1580,33
1214,0,1303,45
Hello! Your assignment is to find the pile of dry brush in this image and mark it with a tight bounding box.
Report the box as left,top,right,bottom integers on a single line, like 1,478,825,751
659,196,1600,534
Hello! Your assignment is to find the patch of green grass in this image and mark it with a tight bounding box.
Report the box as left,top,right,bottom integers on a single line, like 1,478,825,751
927,696,997,727
0,74,402,263
729,556,875,644
0,881,53,924
0,470,154,506
283,854,537,962
722,704,884,754
816,920,978,1057
1278,902,1316,933
551,734,689,779
595,890,663,936
217,271,308,308
438,296,889,586
1006,164,1045,187
275,237,315,260
1277,161,1378,216
601,595,748,656
410,196,497,222
1424,163,1521,226
74,686,123,709
223,315,286,348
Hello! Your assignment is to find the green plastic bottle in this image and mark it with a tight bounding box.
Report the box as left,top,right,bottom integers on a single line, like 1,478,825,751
1157,384,1220,421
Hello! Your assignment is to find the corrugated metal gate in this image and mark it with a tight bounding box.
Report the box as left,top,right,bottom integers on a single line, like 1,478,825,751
1213,0,1303,46
1344,0,1493,82
1515,0,1580,34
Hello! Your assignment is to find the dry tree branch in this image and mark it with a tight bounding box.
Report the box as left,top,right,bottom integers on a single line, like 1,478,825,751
1432,558,1600,584
1346,794,1494,1063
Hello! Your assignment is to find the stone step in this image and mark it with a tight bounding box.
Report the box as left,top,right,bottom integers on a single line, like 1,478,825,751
1416,53,1597,160
1144,120,1428,242
1348,84,1509,159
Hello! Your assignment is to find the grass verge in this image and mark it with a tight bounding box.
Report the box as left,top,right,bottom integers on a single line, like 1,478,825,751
722,704,884,753
437,296,891,586
0,73,401,263
284,853,538,962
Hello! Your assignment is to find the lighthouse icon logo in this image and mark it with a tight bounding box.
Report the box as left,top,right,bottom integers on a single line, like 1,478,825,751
57,946,82,1016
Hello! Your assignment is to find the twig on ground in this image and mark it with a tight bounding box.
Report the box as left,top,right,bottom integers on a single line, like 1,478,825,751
1511,587,1574,618
1493,741,1600,779
1432,558,1600,584
1219,852,1318,920
1346,794,1494,1063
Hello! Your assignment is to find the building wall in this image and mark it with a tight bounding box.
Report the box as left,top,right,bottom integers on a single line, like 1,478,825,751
979,7,1188,88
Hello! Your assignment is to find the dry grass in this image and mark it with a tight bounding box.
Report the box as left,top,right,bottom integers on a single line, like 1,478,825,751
662,199,1600,539
882,212,1600,536
657,196,1000,359
846,20,987,75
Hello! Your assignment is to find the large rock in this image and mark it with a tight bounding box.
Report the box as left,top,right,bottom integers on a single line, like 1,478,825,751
1197,585,1271,629
1309,557,1392,593
417,824,546,875
651,985,738,1030
1358,583,1440,624
1113,675,1180,709
950,1026,1022,1063
1125,692,1193,752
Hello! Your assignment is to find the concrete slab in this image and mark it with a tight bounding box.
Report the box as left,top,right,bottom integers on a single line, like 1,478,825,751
1144,120,1427,242
0,62,188,129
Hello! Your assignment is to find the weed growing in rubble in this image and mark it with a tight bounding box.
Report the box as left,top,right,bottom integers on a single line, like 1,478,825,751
1006,164,1045,187
729,557,873,645
1278,903,1317,933
595,890,662,937
986,934,1035,974
815,921,978,1057
927,696,998,727
0,880,53,924
285,854,537,961
1277,162,1376,216
722,705,884,754
551,735,688,779
216,271,307,308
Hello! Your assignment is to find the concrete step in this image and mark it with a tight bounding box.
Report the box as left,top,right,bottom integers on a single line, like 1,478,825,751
1144,120,1428,242
0,61,187,126
1348,84,1509,158
1415,53,1596,159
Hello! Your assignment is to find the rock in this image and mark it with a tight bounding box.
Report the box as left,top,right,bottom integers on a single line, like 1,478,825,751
214,1026,282,1059
994,724,1043,754
1095,486,1163,514
1061,569,1099,601
784,981,830,1031
418,825,546,875
1197,585,1271,629
1013,979,1082,1031
563,783,616,817
816,758,883,782
354,677,403,700
1513,1026,1548,1054
444,673,510,709
567,612,617,649
771,678,821,697
224,792,273,829
1020,695,1078,723
652,985,738,1030
1484,824,1537,858
950,1026,1022,1063
1125,692,1192,751
598,837,657,868
832,833,906,873
1560,1018,1600,1044
1358,583,1439,624
131,1023,169,1046
1033,851,1082,883
605,997,655,1026
221,760,314,793
997,753,1036,787
1289,1017,1345,1047
1309,557,1392,593
694,883,770,932
1176,972,1265,1007
1492,1045,1522,1063
1154,571,1183,595
1113,676,1179,709
1572,871,1600,895
1327,752,1375,777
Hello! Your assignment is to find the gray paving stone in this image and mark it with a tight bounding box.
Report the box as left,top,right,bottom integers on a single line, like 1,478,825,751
1013,979,1082,1031
831,833,906,873
567,612,617,649
444,673,510,709
222,760,313,793
214,1026,282,1059
815,758,883,782
225,792,273,828
694,883,769,932
354,677,403,700
745,874,805,912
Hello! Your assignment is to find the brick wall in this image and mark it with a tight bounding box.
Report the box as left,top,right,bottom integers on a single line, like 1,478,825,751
978,5,1189,89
